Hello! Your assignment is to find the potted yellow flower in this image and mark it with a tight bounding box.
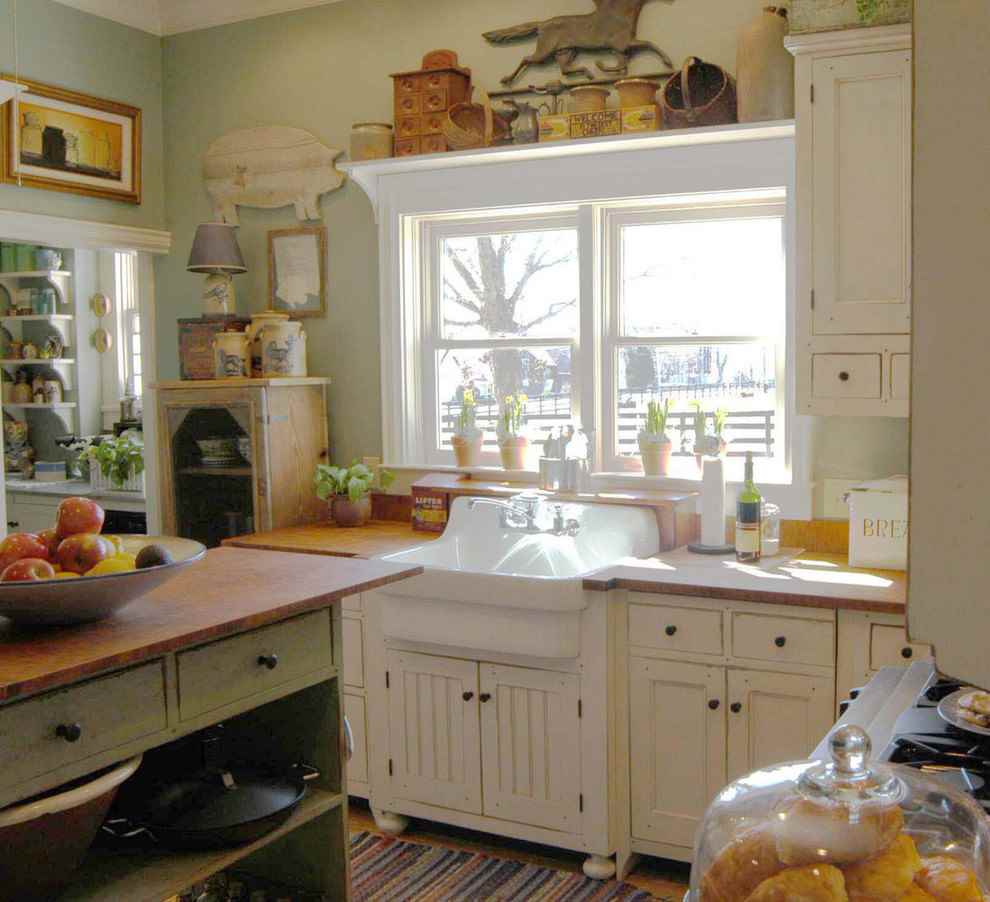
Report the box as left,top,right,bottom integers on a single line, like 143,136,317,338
638,398,672,476
496,392,529,470
451,388,483,467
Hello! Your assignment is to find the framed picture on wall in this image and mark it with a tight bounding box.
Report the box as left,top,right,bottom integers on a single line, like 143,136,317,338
268,225,327,318
0,75,142,204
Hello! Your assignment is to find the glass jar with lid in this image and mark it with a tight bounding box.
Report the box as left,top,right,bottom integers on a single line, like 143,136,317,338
689,725,990,900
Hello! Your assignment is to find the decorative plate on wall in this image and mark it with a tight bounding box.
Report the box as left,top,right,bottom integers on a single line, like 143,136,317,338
93,327,113,354
90,292,112,317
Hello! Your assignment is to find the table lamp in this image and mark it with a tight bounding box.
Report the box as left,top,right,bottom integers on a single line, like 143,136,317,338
187,223,246,316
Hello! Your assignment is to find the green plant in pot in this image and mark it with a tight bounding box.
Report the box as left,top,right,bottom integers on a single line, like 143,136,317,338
79,432,144,489
691,402,729,471
315,460,394,527
496,392,528,471
451,388,484,468
638,398,672,476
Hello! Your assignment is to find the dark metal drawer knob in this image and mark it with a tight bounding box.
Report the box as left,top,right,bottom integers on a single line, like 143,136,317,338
462,691,474,701
838,371,850,382
774,636,787,648
665,625,677,637
901,646,913,659
479,693,492,703
56,723,82,743
708,699,720,710
257,654,279,670
730,702,742,714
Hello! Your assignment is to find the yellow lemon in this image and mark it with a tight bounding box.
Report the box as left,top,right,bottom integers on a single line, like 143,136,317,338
54,571,80,579
104,535,124,554
113,552,138,569
86,557,135,576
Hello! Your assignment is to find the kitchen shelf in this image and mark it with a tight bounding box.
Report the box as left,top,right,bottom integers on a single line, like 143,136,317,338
0,358,74,365
179,466,253,477
0,314,73,322
0,270,72,279
3,402,77,410
61,788,345,902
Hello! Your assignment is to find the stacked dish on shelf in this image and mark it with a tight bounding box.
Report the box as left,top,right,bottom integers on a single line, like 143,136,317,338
194,437,242,468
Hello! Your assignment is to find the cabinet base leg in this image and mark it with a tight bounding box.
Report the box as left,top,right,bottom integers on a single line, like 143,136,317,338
372,808,410,836
583,854,616,881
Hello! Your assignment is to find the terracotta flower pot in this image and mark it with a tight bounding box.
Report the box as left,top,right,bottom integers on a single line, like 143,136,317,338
638,435,673,476
452,433,483,468
331,495,371,527
498,436,529,471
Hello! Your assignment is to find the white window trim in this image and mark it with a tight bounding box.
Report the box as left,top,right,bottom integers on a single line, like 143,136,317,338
372,127,811,517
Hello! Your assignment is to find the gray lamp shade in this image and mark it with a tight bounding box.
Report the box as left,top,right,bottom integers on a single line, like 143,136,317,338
187,223,247,274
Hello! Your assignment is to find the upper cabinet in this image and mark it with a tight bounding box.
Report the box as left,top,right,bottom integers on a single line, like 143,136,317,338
787,26,913,416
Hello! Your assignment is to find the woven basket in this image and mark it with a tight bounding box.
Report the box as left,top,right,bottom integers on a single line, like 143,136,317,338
660,57,737,129
442,102,511,150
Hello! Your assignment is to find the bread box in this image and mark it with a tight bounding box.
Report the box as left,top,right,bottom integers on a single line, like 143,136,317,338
846,475,908,570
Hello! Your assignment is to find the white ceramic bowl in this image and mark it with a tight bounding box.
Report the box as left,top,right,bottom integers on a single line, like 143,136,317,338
0,535,205,626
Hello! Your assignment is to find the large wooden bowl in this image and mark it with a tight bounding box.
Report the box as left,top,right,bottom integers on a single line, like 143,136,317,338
0,535,206,626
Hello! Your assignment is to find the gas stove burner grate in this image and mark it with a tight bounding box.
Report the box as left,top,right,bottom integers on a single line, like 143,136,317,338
888,734,990,810
924,677,970,704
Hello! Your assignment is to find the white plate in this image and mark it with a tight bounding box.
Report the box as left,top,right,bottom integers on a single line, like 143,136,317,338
937,688,990,736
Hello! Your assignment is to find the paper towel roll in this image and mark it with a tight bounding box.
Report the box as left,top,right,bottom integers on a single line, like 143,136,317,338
700,457,726,547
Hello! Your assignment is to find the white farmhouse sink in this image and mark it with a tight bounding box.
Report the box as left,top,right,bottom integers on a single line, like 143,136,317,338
376,496,658,658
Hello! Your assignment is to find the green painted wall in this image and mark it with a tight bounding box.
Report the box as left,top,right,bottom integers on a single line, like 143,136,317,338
0,0,165,229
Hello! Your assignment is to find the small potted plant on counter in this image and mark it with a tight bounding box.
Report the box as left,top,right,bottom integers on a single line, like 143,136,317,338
638,398,673,476
497,392,529,471
315,460,395,527
80,431,145,491
692,402,729,471
451,388,483,467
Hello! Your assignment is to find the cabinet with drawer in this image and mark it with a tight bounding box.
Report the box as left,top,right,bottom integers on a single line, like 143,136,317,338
731,611,835,668
176,609,331,721
0,662,167,795
628,602,723,656
390,50,471,157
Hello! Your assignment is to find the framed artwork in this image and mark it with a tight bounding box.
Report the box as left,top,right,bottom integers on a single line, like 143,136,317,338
268,225,327,318
0,75,141,204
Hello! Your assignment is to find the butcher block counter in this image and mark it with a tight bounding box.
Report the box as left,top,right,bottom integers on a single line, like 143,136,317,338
0,547,421,902
224,520,439,559
584,547,905,614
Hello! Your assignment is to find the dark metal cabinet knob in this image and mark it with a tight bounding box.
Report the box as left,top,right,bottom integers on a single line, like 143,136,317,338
774,636,787,648
6,521,18,529
462,691,474,701
56,722,83,743
730,702,742,714
257,654,279,670
901,646,913,659
838,371,850,382
479,693,492,703
708,699,720,710
665,625,677,637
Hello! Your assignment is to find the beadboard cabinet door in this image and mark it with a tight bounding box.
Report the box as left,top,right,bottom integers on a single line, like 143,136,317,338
629,657,726,849
479,664,581,832
726,668,834,783
811,49,912,336
386,650,482,814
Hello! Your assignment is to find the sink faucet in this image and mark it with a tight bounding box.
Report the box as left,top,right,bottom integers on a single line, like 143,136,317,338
468,491,543,532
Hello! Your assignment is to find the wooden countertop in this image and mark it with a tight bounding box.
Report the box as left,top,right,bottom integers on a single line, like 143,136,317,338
0,547,421,703
583,547,906,614
223,520,438,558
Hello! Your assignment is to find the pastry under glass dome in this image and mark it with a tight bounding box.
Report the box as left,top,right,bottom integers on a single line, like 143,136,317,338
688,725,990,901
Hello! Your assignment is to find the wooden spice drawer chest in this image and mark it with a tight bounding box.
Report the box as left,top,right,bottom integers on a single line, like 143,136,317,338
391,49,471,157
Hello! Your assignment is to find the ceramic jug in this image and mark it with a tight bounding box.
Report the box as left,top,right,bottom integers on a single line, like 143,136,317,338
737,6,795,122
247,311,290,377
260,319,307,378
213,330,250,378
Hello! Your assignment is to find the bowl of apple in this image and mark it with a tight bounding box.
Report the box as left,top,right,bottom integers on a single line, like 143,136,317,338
0,497,206,626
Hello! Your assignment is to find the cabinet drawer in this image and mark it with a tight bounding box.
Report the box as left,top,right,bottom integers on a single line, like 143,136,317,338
395,94,421,116
395,116,421,138
812,354,882,400
177,610,330,721
422,89,447,112
342,616,364,688
421,111,445,135
870,623,930,669
394,74,421,94
422,134,446,153
423,72,449,91
628,603,723,656
0,662,166,791
731,612,834,667
394,137,421,157
889,353,910,401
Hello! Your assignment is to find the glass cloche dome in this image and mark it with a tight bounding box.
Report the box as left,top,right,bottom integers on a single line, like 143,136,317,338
688,725,990,901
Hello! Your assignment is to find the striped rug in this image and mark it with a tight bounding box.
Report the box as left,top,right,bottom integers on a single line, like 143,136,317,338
350,832,661,901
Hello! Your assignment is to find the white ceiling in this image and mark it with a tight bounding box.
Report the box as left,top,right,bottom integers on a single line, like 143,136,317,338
53,0,345,36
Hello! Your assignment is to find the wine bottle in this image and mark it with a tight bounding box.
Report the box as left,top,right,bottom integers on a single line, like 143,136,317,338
736,451,762,563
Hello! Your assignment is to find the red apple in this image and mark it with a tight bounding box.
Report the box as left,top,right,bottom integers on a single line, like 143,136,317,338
1,558,55,581
56,534,115,575
36,527,60,561
0,532,50,572
55,497,105,540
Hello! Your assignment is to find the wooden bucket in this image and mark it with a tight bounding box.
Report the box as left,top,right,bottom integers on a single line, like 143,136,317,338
660,57,737,129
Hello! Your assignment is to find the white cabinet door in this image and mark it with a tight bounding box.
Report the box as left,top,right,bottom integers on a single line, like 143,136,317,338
727,669,834,782
812,50,912,335
6,497,59,534
344,692,369,789
629,657,726,849
479,663,581,832
385,650,482,814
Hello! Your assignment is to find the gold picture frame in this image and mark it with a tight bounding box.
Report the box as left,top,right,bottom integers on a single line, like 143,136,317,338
1,75,142,204
268,225,327,319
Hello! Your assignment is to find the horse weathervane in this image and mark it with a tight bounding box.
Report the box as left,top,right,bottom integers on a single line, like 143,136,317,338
483,0,674,86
